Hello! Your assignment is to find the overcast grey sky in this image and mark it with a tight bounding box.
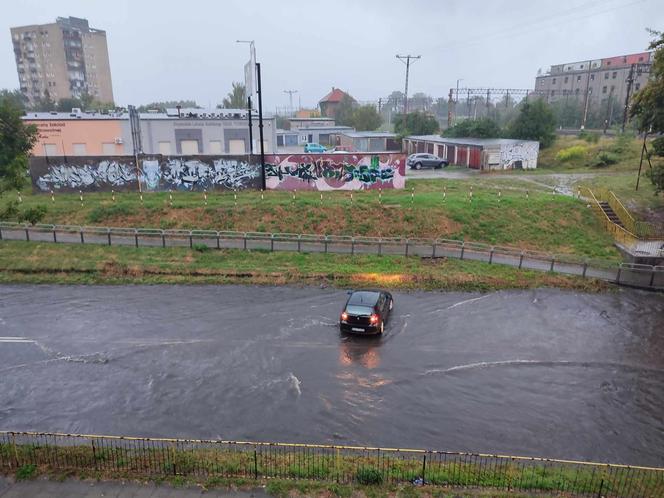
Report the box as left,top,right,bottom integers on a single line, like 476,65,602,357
2,0,662,110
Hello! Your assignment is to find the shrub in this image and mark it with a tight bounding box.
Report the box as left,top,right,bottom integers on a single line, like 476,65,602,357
646,162,664,194
192,243,210,252
652,136,664,157
591,151,619,167
355,467,383,485
19,205,47,225
16,464,36,480
0,200,20,220
555,145,587,162
578,130,600,143
609,133,633,154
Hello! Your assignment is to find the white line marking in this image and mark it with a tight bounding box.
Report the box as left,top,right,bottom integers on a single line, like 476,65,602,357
445,294,491,310
0,337,36,343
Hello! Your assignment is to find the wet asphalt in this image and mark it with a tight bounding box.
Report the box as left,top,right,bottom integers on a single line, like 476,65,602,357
0,285,662,466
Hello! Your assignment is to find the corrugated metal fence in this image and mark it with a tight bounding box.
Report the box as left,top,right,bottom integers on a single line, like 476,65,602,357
1,222,663,290
1,432,663,497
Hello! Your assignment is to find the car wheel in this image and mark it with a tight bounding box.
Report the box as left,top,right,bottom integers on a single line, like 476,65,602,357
414,162,422,170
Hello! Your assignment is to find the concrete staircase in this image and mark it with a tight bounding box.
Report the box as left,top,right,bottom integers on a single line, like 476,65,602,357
598,201,625,229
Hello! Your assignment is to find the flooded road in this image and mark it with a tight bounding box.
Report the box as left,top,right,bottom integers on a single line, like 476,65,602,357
0,285,663,466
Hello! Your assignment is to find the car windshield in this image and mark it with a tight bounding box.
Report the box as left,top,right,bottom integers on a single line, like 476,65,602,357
348,291,379,306
345,305,373,316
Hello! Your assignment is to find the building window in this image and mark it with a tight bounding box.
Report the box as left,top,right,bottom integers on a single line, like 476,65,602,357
158,141,172,155
577,75,581,82
552,78,556,84
72,143,87,155
180,140,199,155
612,72,617,79
607,61,611,65
575,88,580,94
602,86,608,94
209,141,222,154
604,72,609,79
590,74,595,81
43,143,58,156
550,90,555,96
580,64,584,69
564,76,568,83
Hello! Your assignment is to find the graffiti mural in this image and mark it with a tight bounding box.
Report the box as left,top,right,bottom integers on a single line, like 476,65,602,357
498,141,539,170
153,156,260,191
264,154,406,190
31,156,138,192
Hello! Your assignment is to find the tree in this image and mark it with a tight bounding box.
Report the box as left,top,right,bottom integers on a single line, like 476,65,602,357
334,94,357,127
0,89,28,112
220,82,247,109
0,91,38,193
444,118,501,138
386,90,404,112
631,30,664,134
506,99,556,148
393,111,439,137
32,90,56,112
410,92,433,112
137,100,198,112
350,105,382,131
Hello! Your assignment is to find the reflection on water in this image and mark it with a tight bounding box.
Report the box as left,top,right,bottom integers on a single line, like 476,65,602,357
338,334,382,369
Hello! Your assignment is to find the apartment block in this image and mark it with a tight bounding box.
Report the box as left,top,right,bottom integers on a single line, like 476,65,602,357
535,52,652,108
10,16,114,105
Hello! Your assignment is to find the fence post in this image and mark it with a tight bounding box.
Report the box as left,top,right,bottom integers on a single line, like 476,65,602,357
135,230,139,248
297,235,301,253
550,256,555,272
582,261,588,278
650,268,656,288
432,241,437,258
189,232,193,249
519,251,524,269
460,242,465,260
324,236,328,253
351,237,355,255
53,226,57,243
405,238,410,257
243,233,247,250
597,479,604,498
422,454,426,482
91,439,98,471
270,234,274,252
80,228,84,244
378,238,382,255
616,266,622,283
216,232,221,250
0,226,3,240
253,448,258,479
489,247,494,264
161,231,166,248
11,433,19,469
107,229,112,246
25,226,30,241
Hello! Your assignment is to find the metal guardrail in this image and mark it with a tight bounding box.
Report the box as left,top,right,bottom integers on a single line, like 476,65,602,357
0,221,663,290
1,432,662,497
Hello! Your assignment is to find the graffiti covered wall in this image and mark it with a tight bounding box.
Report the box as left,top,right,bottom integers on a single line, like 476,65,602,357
29,153,406,192
497,141,539,170
264,153,406,190
30,155,261,192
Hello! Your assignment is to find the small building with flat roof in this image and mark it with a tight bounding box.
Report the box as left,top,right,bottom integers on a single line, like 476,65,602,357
403,135,539,170
338,131,400,152
277,125,354,149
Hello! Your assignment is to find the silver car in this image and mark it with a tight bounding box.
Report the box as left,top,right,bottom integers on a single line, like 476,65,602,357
407,153,449,170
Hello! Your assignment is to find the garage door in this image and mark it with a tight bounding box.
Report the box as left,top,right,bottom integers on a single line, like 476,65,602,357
469,147,482,169
229,140,246,154
457,146,468,166
446,145,455,163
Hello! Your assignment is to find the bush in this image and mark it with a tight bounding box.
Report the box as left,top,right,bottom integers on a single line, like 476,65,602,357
555,145,587,162
192,243,210,252
0,200,20,220
578,130,600,143
591,151,619,168
652,136,664,157
609,133,633,154
87,204,133,223
355,467,383,485
647,162,664,194
16,464,36,480
19,205,47,225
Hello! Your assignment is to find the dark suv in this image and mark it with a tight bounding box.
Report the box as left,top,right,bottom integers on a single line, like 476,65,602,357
339,290,393,335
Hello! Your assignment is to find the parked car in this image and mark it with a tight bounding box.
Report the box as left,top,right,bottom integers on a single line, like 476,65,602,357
339,290,393,335
407,153,448,170
304,143,327,153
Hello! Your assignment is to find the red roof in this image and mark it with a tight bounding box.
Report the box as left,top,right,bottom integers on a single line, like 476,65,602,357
319,88,351,104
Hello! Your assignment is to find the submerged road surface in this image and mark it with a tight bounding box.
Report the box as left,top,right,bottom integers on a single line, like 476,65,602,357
0,285,663,466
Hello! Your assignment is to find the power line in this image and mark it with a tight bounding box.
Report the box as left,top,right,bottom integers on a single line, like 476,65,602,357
283,89,298,115
396,55,421,114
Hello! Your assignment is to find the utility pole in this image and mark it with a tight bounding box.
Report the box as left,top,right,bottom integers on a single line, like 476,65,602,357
248,96,253,155
396,54,420,114
256,63,266,191
447,88,454,128
580,59,592,130
622,64,635,133
283,89,298,116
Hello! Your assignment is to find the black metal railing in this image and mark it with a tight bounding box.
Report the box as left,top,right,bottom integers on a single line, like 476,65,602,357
1,432,662,497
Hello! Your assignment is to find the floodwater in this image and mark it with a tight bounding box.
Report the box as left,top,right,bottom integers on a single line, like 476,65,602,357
0,285,663,466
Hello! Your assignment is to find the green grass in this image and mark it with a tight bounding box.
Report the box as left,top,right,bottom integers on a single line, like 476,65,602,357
0,178,621,260
0,241,608,292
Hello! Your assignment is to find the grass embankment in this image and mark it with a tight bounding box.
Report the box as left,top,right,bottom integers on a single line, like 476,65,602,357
2,441,657,498
1,178,620,260
0,241,607,292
